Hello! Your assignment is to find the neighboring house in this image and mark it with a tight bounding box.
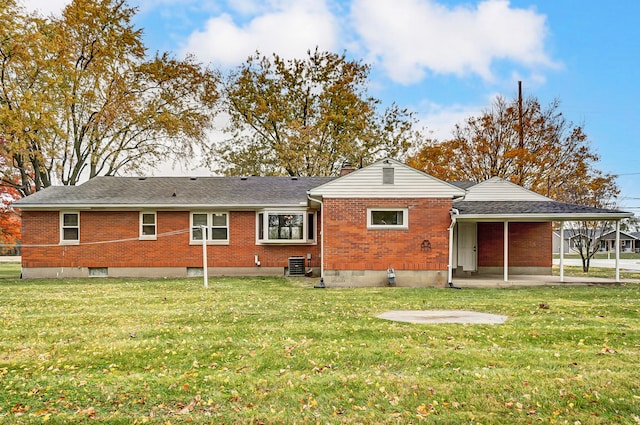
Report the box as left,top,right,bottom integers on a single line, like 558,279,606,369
553,229,640,254
14,159,632,286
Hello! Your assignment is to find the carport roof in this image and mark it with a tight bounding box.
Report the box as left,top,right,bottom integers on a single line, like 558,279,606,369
454,200,632,221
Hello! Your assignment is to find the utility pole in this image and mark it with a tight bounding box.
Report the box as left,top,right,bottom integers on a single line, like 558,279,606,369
518,80,524,149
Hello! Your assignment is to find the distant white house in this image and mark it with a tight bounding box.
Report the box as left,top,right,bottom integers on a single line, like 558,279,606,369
553,229,640,254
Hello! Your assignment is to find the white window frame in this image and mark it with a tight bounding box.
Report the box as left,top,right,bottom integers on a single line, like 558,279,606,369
367,207,409,230
139,212,157,240
60,211,80,245
190,212,229,245
256,210,316,244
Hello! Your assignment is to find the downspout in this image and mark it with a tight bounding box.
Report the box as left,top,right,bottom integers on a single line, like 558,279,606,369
448,208,461,289
308,194,325,287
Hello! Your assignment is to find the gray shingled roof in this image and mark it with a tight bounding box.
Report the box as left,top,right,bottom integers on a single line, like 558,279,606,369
454,200,631,219
449,181,477,190
15,176,336,208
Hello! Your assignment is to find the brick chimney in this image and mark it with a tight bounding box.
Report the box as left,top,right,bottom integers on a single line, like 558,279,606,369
340,160,355,176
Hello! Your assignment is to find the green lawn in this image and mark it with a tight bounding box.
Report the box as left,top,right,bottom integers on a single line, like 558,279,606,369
0,276,639,424
0,262,21,279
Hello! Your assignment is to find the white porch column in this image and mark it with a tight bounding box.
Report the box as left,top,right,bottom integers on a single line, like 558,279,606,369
448,220,454,285
504,221,509,282
559,222,565,282
615,220,621,283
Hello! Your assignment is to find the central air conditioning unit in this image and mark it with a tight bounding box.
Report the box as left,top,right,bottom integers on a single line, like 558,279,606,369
288,256,305,276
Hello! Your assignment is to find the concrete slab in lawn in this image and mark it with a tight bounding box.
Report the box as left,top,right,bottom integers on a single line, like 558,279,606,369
377,310,508,324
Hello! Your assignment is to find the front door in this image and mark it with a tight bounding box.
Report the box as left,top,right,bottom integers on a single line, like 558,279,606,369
458,222,477,272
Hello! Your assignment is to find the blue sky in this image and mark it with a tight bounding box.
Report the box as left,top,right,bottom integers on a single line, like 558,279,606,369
21,0,640,213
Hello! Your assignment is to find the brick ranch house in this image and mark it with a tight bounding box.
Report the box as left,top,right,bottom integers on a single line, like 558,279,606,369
14,158,631,286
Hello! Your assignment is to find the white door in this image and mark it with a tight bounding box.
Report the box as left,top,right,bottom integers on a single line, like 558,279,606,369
458,222,477,272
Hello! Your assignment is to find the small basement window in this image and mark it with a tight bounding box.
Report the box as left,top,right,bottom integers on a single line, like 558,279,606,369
367,208,408,229
89,267,108,277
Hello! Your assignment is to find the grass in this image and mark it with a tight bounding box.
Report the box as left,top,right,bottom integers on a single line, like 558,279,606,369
0,262,21,279
0,275,639,424
553,265,640,281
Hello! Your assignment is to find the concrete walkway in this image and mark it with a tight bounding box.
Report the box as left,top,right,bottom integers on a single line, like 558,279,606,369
450,274,634,288
0,256,20,262
553,258,640,271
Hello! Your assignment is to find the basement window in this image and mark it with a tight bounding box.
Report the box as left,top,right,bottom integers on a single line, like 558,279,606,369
89,267,108,277
367,208,408,229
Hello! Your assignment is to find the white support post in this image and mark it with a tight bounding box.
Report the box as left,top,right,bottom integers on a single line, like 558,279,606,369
615,220,621,283
559,222,565,282
447,209,459,287
504,221,509,282
201,225,208,289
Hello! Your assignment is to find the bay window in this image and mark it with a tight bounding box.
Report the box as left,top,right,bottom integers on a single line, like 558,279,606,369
257,211,316,243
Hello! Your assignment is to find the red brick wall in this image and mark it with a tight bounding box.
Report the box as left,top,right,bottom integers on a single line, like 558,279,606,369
477,222,552,267
323,198,452,271
21,210,320,269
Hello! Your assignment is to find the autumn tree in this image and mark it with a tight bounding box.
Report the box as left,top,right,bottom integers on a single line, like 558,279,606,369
408,94,620,272
216,49,418,176
0,183,21,253
0,0,219,197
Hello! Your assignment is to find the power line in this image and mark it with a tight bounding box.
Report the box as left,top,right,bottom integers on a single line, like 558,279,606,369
0,228,190,248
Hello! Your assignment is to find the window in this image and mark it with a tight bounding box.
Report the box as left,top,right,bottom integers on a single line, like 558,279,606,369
367,208,408,229
257,211,316,243
60,212,79,244
140,212,157,240
191,212,229,244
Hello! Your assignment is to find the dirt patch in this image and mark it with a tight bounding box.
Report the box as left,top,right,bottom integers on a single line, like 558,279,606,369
377,310,508,324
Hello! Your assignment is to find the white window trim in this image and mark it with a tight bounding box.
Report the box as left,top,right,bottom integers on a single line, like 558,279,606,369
139,211,157,240
367,207,409,230
256,210,316,244
60,211,80,245
189,212,229,245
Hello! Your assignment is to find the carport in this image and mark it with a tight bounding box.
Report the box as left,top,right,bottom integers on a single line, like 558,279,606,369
448,200,632,285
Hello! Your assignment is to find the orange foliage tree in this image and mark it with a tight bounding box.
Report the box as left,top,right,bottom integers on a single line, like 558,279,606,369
408,95,617,202
408,94,620,272
0,184,21,252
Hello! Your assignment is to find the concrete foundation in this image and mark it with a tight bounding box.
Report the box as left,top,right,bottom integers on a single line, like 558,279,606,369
19,266,305,279
323,269,448,288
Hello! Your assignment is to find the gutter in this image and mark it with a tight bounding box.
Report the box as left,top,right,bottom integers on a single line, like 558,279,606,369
307,194,325,287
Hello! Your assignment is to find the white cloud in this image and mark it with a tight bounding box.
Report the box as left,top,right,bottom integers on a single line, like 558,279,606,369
415,101,481,141
351,0,557,84
18,0,69,15
180,0,339,65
